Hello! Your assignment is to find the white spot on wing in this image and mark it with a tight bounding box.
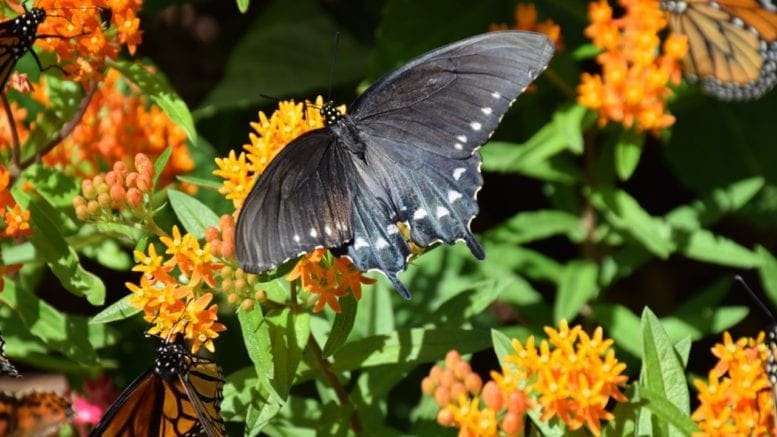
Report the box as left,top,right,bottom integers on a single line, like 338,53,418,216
375,237,389,249
309,228,318,238
354,237,369,250
448,190,463,202
453,168,466,180
481,107,492,115
491,91,501,99
457,135,467,143
324,225,332,236
436,206,450,218
387,224,399,235
293,234,301,243
470,121,482,131
454,143,463,150
413,208,428,220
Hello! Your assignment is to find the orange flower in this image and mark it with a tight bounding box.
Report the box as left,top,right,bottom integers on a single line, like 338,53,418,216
491,2,563,49
5,0,144,86
287,249,375,312
424,320,628,436
692,332,775,436
42,69,192,182
3,204,31,238
577,0,686,133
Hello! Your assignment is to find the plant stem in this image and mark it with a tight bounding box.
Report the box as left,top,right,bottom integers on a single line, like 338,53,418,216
2,94,21,178
18,82,97,170
307,335,362,434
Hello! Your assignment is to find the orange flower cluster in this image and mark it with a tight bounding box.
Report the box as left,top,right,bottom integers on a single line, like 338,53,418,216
577,0,687,132
214,96,341,209
127,224,226,353
8,0,144,86
287,249,376,313
43,69,193,182
491,2,562,49
73,153,153,221
0,165,29,290
691,332,775,436
424,320,628,436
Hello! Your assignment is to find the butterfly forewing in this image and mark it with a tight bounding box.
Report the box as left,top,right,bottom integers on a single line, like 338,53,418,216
236,129,355,274
350,31,554,158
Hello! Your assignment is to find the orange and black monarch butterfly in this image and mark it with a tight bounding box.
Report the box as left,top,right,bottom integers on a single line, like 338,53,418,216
0,390,72,437
660,0,777,101
0,332,19,378
89,338,226,437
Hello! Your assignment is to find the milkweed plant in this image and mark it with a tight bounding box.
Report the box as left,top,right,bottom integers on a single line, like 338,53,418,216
1,0,776,435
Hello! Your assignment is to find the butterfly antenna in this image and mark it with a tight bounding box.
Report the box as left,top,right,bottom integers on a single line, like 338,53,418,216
735,274,777,322
327,32,341,102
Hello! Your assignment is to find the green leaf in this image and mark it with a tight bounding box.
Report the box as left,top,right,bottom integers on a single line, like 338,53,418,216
198,0,369,114
0,281,101,366
108,60,197,143
491,329,513,365
672,228,762,268
176,175,223,191
640,308,690,436
322,294,357,357
237,0,250,12
329,328,491,372
13,190,105,305
665,177,764,229
481,105,587,175
480,243,563,283
1,241,36,265
554,260,599,322
615,129,644,181
422,280,509,327
638,386,699,435
153,146,173,189
590,187,674,258
90,295,141,324
592,304,641,357
167,189,220,239
757,245,777,306
483,209,584,245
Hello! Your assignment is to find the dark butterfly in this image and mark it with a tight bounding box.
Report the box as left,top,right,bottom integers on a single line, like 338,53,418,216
660,0,777,101
0,390,72,437
0,4,49,90
235,31,555,298
89,339,225,437
0,331,20,378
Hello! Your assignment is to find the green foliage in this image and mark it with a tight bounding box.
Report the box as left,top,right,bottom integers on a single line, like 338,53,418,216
2,0,776,436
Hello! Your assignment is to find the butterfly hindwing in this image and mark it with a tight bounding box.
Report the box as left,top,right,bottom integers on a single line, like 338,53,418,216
662,0,777,100
236,129,355,274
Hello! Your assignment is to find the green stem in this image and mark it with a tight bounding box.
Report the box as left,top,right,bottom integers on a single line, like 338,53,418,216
307,335,362,434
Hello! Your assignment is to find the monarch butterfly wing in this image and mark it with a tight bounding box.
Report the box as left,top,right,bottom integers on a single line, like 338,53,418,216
12,392,72,437
178,358,225,437
663,0,777,100
89,370,164,437
0,17,25,91
235,129,355,274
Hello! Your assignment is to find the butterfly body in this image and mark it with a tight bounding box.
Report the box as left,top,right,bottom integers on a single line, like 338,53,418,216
90,341,225,437
661,0,777,100
236,31,554,298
